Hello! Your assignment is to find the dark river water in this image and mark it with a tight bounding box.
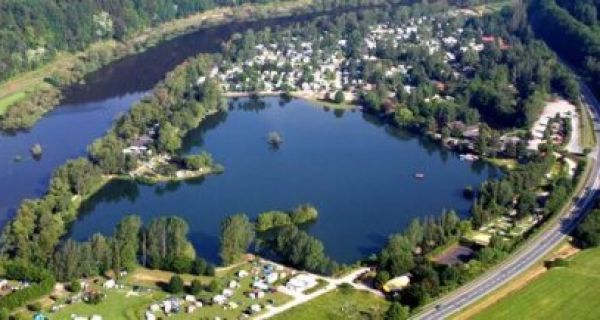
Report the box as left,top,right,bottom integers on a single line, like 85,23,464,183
0,10,355,223
69,97,499,263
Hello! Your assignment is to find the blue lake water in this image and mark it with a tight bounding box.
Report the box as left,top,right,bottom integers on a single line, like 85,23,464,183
70,97,499,263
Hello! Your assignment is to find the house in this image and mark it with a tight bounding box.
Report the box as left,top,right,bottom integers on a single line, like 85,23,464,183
285,274,318,292
145,311,156,320
149,304,160,312
102,279,116,289
163,297,181,313
185,295,196,302
382,274,411,293
462,126,480,139
213,294,227,305
250,304,262,313
222,288,234,297
253,281,269,291
266,272,278,284
229,280,239,289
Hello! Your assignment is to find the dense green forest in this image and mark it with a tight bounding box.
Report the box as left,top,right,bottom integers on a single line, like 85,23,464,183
0,0,275,82
528,0,600,95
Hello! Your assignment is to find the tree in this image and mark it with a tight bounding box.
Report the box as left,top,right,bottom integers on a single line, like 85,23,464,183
166,275,184,293
219,214,255,265
333,90,345,103
69,279,81,292
158,122,182,154
575,209,600,248
384,302,410,320
144,216,195,269
114,215,142,271
378,235,414,276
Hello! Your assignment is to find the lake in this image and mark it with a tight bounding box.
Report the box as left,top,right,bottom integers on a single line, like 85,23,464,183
69,97,499,263
0,7,366,224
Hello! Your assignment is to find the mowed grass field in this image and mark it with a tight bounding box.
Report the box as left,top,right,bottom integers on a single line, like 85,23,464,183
272,288,389,320
472,247,600,320
0,91,26,115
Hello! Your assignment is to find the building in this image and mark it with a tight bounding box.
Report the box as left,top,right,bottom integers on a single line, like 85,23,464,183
285,274,318,292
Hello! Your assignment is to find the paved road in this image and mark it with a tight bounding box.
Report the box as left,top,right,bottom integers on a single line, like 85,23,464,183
414,83,600,320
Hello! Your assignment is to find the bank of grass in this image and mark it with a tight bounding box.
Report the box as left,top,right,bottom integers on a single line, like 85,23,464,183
272,288,389,320
469,247,600,320
485,158,518,171
0,91,27,116
579,101,596,150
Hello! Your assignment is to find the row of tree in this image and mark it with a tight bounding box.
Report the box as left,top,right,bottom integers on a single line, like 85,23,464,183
52,215,214,282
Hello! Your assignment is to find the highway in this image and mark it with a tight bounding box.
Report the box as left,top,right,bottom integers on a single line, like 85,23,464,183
414,83,600,320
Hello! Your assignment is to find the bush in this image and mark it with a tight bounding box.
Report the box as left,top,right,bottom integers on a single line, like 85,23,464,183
333,90,345,103
291,204,319,225
189,279,203,295
206,279,222,293
0,279,55,311
544,258,570,269
27,302,41,312
69,279,82,292
191,258,215,276
166,275,184,294
170,257,193,274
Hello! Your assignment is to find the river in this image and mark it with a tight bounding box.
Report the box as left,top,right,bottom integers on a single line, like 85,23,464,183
69,97,499,263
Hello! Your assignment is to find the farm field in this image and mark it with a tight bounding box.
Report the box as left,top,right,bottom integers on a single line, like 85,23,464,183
472,247,600,320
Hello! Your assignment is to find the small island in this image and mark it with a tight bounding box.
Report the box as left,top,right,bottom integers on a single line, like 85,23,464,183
267,131,284,148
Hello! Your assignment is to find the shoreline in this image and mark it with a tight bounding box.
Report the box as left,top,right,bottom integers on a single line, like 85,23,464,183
224,90,358,110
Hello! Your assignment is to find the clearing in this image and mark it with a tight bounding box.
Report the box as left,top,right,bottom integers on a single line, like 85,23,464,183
271,288,389,320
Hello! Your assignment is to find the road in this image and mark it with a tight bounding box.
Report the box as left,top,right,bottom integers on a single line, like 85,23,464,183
414,83,600,320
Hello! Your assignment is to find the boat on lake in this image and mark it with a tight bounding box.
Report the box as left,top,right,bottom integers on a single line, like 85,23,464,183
415,172,425,179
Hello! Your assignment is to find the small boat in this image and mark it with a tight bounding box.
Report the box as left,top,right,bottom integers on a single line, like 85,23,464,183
459,154,479,161
415,172,425,179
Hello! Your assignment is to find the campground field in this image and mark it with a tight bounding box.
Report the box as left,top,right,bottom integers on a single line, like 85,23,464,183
271,288,389,320
472,247,600,320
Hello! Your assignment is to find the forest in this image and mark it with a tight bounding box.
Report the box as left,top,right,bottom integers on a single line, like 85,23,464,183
528,0,600,95
0,0,275,83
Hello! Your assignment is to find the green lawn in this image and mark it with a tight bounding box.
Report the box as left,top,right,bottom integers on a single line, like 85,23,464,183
272,288,389,320
50,290,159,320
0,91,26,115
473,247,600,320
